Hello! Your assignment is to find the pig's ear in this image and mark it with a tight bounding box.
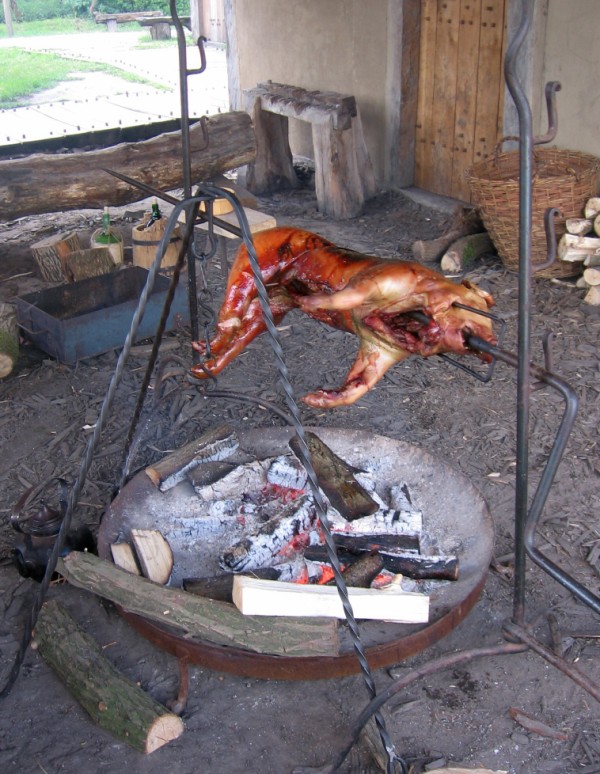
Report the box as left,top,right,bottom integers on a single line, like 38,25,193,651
461,279,495,308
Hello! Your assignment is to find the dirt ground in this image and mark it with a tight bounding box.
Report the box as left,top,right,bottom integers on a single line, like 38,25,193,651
0,178,599,774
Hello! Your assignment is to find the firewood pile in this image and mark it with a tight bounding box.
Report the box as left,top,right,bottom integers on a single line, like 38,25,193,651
558,196,600,304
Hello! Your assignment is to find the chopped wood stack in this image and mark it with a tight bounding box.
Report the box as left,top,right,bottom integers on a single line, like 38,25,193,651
30,231,119,283
559,197,600,304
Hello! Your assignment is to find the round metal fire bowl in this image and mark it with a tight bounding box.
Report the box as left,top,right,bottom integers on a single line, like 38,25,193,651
98,428,494,680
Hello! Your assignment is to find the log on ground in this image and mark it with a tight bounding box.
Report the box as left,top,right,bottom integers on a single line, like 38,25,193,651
34,598,184,753
0,302,19,378
58,551,340,657
0,112,256,220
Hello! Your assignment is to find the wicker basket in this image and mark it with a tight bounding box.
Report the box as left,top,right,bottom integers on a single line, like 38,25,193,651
467,144,600,278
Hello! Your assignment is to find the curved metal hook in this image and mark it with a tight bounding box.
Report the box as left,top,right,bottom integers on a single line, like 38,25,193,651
189,35,208,76
531,207,560,273
534,81,561,146
194,115,210,151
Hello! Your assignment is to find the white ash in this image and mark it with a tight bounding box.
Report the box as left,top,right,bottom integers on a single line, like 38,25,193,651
267,455,308,490
219,495,317,572
192,459,269,502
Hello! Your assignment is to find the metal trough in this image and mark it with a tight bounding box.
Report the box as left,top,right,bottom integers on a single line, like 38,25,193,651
15,267,189,364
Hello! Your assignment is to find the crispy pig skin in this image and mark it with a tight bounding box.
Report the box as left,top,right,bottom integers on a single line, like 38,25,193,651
191,227,496,408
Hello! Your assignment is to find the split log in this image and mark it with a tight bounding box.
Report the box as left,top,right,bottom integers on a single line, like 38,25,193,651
232,574,429,624
412,207,483,262
584,285,600,306
558,233,600,263
110,542,140,575
0,302,19,378
34,598,184,753
130,529,173,585
566,217,593,236
0,112,256,220
65,247,115,282
583,267,600,286
30,231,82,282
145,424,239,491
584,197,600,220
289,432,378,521
594,213,600,237
440,232,494,274
59,552,340,657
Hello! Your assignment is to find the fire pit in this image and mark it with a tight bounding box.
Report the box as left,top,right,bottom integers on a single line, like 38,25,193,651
98,428,493,679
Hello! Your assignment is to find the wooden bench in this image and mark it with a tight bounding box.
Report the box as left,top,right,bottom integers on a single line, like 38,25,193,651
94,11,162,33
243,81,376,220
137,15,192,40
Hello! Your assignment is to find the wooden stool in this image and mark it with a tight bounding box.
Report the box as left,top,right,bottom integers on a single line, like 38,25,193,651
243,82,376,220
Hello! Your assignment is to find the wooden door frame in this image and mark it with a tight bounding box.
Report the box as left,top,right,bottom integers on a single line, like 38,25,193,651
390,0,549,191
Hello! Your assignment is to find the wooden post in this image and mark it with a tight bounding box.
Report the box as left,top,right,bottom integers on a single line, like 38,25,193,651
2,0,13,37
150,21,171,40
34,599,184,753
244,96,298,194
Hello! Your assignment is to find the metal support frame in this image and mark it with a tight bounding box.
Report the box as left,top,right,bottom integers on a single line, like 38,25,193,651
3,3,599,773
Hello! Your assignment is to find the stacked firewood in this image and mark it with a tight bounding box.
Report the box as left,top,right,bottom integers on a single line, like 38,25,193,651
558,197,600,305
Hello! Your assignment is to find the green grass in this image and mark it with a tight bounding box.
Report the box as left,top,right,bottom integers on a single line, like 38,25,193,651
0,18,101,38
0,49,166,108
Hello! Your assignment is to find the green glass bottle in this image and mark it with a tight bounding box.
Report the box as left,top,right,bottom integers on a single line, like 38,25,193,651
145,199,163,229
91,207,123,265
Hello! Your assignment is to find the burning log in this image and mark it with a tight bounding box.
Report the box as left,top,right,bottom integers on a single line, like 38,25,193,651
289,432,378,520
219,495,316,572
232,574,429,624
145,424,238,492
304,542,458,582
34,599,184,753
59,551,340,657
0,112,256,220
324,552,385,588
183,568,282,603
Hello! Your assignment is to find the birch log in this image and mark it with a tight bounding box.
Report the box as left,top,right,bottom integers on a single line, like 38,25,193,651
1,112,256,220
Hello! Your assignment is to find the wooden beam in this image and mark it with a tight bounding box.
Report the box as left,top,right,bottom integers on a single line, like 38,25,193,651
0,111,256,220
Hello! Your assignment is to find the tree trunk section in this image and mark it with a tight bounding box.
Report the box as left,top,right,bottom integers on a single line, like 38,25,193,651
0,302,18,378
1,112,256,220
30,231,82,282
58,551,340,657
66,247,115,282
34,599,184,753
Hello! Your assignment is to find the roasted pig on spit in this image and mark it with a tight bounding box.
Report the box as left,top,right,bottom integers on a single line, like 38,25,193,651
191,227,496,408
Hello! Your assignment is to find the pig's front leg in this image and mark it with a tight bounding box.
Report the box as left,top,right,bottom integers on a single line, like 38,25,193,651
301,338,409,408
191,291,293,379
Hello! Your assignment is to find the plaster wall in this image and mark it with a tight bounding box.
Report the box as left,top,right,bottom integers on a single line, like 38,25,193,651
227,0,390,182
540,0,600,158
224,0,600,194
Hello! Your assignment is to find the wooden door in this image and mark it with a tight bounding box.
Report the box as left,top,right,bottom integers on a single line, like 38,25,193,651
414,0,508,201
